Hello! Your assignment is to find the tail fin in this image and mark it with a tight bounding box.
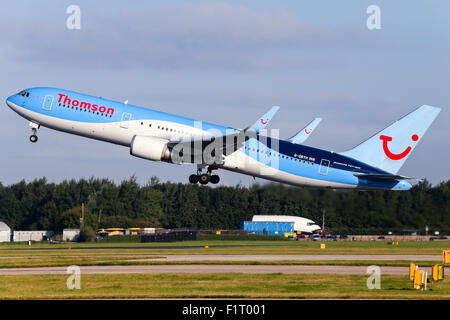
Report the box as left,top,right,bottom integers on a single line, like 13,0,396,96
340,105,441,174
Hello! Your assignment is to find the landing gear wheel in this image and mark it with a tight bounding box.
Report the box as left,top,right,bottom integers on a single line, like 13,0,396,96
199,174,210,185
210,175,220,184
29,122,40,143
189,174,199,184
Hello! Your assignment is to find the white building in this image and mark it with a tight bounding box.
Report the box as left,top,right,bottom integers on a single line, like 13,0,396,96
13,231,53,242
0,221,11,242
252,215,321,234
63,229,80,241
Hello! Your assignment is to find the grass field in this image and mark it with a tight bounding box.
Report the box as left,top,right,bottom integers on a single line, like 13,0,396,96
0,240,448,299
1,239,449,256
0,258,443,268
0,273,448,299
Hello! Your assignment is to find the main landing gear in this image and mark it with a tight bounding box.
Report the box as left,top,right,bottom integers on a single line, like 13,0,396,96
29,122,40,143
189,166,220,185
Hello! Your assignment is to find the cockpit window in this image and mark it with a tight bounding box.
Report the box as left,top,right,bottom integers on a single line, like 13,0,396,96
18,91,29,97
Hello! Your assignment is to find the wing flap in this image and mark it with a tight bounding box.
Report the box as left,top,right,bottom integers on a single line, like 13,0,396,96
354,173,413,181
167,106,279,164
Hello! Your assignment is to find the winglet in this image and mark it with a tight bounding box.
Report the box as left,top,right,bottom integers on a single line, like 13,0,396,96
288,117,322,144
245,106,280,134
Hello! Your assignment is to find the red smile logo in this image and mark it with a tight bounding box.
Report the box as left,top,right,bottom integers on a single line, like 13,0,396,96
305,128,312,134
260,118,269,125
380,134,419,160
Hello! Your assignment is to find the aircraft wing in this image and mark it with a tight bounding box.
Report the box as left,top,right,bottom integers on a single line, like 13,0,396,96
167,107,279,164
288,117,322,144
167,130,254,164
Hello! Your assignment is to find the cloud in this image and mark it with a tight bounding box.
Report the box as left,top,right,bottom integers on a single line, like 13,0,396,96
0,2,373,71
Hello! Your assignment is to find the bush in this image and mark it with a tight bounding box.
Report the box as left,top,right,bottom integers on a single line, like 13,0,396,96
78,226,96,242
100,235,141,243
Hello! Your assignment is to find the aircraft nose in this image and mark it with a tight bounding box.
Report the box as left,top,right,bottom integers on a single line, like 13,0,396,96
6,95,14,108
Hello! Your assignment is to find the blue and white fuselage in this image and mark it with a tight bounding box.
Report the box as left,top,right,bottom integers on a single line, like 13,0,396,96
6,87,441,190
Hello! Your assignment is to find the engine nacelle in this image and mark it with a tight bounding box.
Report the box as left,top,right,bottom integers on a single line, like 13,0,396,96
130,135,171,162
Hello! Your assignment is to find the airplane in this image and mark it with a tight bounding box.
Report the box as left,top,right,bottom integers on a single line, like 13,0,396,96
6,87,441,190
251,215,321,234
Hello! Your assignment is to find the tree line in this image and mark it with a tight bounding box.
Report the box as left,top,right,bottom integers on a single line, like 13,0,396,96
0,176,448,235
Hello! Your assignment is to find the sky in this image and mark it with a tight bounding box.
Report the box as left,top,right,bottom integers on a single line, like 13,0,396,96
0,0,448,187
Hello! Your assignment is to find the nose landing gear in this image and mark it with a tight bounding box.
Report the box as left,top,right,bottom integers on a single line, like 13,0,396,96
189,166,220,185
29,122,40,143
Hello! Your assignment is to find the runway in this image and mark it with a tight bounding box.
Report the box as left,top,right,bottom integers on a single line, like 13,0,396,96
0,264,419,275
149,254,441,262
0,253,444,276
0,255,447,275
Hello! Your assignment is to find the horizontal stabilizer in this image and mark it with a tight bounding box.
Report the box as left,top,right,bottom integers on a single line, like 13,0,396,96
354,173,413,181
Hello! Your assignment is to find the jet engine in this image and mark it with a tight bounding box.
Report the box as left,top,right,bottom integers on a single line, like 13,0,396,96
130,135,171,162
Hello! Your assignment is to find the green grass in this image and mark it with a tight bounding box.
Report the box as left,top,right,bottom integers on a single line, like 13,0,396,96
0,273,448,299
1,240,449,256
0,257,443,269
0,256,162,268
0,240,448,299
0,240,447,269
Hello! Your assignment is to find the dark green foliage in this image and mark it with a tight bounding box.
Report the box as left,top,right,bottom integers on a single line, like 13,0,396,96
78,226,96,242
61,206,98,231
0,177,448,234
100,235,141,243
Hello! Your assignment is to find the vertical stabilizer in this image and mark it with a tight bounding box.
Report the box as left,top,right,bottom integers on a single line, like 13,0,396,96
340,105,441,174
